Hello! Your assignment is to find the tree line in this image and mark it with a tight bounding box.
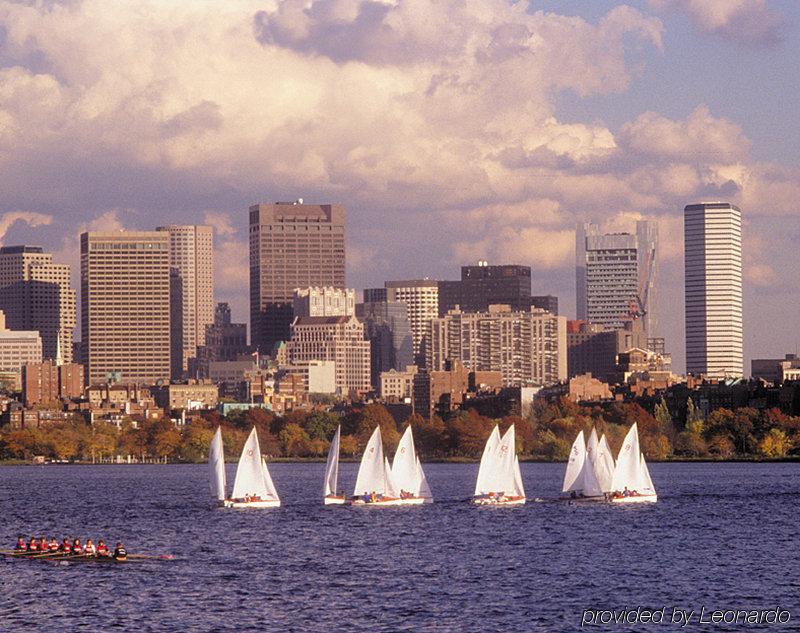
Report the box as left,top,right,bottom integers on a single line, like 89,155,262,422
1,398,798,462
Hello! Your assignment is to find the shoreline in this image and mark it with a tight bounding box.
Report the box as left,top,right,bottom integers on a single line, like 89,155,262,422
1,457,798,466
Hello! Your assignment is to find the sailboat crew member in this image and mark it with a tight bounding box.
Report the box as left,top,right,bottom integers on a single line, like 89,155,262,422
113,542,127,560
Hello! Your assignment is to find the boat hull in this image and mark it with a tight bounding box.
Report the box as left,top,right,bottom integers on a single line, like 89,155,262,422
324,496,346,505
348,497,405,507
223,499,281,508
473,496,526,506
559,494,607,503
610,494,657,504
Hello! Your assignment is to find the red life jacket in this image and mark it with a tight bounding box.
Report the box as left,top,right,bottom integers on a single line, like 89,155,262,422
97,545,108,555
28,542,38,551
15,542,27,551
49,542,59,551
60,543,71,553
72,544,83,554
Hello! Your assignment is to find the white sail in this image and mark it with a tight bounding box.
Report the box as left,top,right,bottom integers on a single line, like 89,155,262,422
323,425,341,497
512,455,525,498
610,423,646,493
495,425,519,495
640,454,656,493
261,457,280,502
586,427,600,465
572,446,604,496
231,427,269,500
595,434,616,492
384,457,399,498
562,431,585,492
416,456,433,501
353,427,387,496
474,425,501,496
391,426,419,495
208,426,226,501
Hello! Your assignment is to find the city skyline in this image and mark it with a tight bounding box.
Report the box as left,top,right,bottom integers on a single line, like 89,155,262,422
1,1,798,373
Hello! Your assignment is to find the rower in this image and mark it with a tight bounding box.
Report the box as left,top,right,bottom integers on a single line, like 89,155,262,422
97,539,109,557
59,538,71,553
84,538,97,557
38,537,48,552
49,537,59,552
27,537,39,552
72,538,83,556
14,536,27,551
113,542,127,560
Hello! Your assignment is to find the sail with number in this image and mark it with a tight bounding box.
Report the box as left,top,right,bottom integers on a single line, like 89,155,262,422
231,427,269,500
323,425,341,498
208,426,226,501
353,427,388,496
595,433,616,492
562,431,586,492
474,425,501,496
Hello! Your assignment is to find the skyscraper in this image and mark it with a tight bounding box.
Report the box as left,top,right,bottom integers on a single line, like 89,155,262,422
0,246,76,363
576,220,658,334
356,299,414,389
156,225,214,379
383,279,439,366
684,203,743,379
437,262,532,315
249,201,345,352
81,231,171,385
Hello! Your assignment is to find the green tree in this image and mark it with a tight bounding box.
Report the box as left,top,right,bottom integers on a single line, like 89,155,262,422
279,423,310,457
303,411,340,442
654,398,674,439
686,398,703,434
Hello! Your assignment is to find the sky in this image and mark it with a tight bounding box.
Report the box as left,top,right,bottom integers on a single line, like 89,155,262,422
0,0,798,373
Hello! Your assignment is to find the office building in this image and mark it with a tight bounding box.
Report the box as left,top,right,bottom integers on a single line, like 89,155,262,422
249,200,345,352
356,300,414,389
22,360,84,406
684,203,743,379
81,231,171,385
438,262,532,315
156,225,214,379
576,221,658,333
383,279,439,366
428,305,567,387
287,315,371,395
530,295,559,315
0,310,42,389
293,287,355,317
566,320,647,381
752,355,800,383
191,303,250,378
0,245,76,363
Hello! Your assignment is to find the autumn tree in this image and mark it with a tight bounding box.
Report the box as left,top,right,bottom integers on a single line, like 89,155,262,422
279,423,311,457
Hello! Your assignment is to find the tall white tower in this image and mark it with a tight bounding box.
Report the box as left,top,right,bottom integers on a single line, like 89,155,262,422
684,203,743,379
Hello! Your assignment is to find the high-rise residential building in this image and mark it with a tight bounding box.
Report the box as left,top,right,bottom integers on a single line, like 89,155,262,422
156,225,214,379
576,220,658,334
438,262,532,315
293,287,355,318
81,231,171,385
383,279,439,366
249,200,346,353
684,202,743,379
0,309,42,389
0,245,76,363
356,300,414,389
190,302,250,378
427,305,567,387
287,315,371,395
566,320,647,381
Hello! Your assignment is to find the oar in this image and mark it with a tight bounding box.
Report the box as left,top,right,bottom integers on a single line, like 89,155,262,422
126,554,174,560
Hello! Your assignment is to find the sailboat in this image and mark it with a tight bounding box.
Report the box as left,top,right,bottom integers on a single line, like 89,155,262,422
473,425,526,505
323,425,345,505
349,426,403,506
390,426,433,505
609,423,657,503
207,426,280,508
560,430,604,501
594,432,616,493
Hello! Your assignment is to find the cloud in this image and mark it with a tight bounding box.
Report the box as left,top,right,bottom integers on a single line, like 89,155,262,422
649,0,785,47
0,211,53,243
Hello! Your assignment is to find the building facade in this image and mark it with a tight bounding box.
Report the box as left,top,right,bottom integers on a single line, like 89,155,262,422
0,245,76,363
566,320,647,381
249,201,346,352
0,310,42,389
156,225,214,379
383,279,439,366
684,203,743,379
576,221,658,334
191,303,250,378
81,231,171,385
22,360,84,406
293,287,355,317
287,315,371,395
356,300,414,389
438,262,532,315
427,305,567,387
